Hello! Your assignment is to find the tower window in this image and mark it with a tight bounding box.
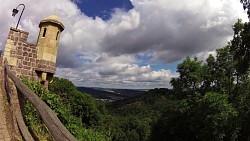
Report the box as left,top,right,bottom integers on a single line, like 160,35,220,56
42,28,47,37
56,31,60,40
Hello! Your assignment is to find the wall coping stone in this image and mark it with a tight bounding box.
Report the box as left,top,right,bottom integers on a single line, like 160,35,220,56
10,27,29,35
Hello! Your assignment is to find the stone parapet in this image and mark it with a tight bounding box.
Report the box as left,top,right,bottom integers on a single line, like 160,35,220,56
4,28,39,80
35,60,56,74
4,28,39,81
7,27,29,42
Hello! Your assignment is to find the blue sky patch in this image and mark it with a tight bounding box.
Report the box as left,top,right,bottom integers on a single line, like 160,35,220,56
75,0,134,20
135,54,179,72
151,61,179,72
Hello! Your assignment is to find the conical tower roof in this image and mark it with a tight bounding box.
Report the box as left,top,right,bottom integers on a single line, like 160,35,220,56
39,14,65,31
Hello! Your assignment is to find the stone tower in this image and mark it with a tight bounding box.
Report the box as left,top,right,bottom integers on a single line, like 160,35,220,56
3,14,64,88
36,15,65,86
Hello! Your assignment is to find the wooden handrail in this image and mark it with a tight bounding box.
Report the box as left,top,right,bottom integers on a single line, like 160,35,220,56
5,77,34,141
4,59,77,141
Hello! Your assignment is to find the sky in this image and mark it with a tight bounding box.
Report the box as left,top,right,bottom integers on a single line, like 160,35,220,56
0,0,248,89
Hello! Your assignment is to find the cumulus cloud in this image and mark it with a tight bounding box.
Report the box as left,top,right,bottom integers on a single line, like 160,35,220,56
55,53,175,89
0,0,247,89
101,0,248,62
56,63,175,89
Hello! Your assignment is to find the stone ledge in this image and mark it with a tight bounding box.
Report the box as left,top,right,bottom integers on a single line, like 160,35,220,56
10,27,29,35
35,60,56,74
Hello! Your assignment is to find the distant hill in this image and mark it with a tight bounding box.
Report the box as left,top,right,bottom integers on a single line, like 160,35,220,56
76,87,147,101
107,88,175,116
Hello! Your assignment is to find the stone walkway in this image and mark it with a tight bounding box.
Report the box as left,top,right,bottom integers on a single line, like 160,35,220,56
0,56,11,141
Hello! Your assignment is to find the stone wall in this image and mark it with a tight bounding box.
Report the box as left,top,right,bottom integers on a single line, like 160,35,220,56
3,27,56,81
4,28,37,80
15,42,38,80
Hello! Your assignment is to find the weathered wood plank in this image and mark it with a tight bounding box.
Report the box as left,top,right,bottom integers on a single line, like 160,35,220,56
5,76,34,141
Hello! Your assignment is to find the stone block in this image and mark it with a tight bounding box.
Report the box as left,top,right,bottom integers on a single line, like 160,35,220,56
10,50,16,54
14,37,18,42
24,57,29,61
32,49,37,54
16,68,21,73
23,66,31,70
51,55,56,63
6,39,14,45
4,47,11,53
17,50,22,55
42,72,47,81
22,33,28,38
17,55,24,59
30,58,36,62
27,61,31,67
33,54,37,58
8,57,17,66
18,63,23,68
42,53,52,61
23,52,28,56
21,69,28,75
23,61,31,66
17,46,23,50
10,54,16,58
43,47,52,54
50,40,57,48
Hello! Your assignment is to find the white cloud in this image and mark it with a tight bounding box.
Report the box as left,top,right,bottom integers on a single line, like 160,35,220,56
0,0,248,89
107,9,140,36
56,62,175,89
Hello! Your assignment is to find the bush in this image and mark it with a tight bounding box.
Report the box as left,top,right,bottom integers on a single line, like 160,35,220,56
22,78,110,141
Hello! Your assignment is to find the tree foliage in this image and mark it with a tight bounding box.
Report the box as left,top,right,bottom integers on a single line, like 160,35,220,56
49,77,102,128
240,0,250,17
22,78,110,141
231,20,250,81
170,57,204,95
164,19,250,140
151,92,238,141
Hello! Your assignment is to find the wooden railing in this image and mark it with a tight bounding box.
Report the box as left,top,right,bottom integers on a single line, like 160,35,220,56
3,59,77,141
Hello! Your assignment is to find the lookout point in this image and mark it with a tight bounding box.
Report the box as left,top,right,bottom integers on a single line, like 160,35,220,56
0,12,77,140
3,14,64,88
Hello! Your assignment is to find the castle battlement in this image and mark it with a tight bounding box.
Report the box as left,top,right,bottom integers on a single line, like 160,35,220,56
3,15,64,88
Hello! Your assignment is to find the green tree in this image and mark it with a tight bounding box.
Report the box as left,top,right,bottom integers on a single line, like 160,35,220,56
240,0,250,17
151,92,238,141
202,54,217,92
49,77,102,128
108,116,151,141
170,57,205,97
234,78,250,140
231,19,250,83
213,46,235,94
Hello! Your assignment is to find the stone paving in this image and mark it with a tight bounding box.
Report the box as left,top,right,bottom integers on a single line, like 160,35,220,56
0,55,11,141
